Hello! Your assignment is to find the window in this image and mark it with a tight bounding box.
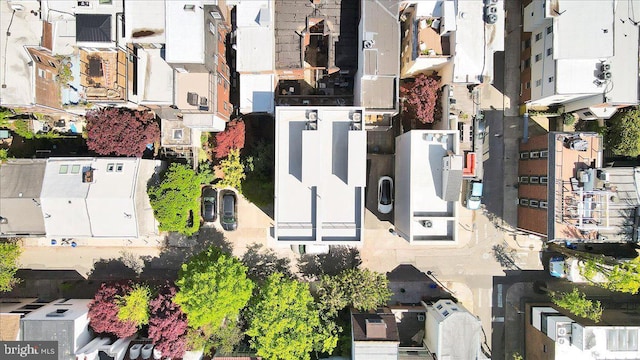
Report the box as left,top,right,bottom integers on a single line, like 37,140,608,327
535,79,542,87
523,58,530,69
520,152,530,160
583,111,594,117
38,68,46,78
535,53,542,62
606,329,638,351
548,76,554,83
519,176,529,184
539,201,548,209
540,176,548,184
214,54,218,65
546,48,553,56
172,129,183,140
525,81,531,89
71,165,81,174
436,304,443,310
530,176,540,184
218,76,222,84
529,200,539,207
442,310,450,317
522,39,531,49
116,163,123,172
47,60,56,68
540,150,549,158
519,198,529,206
530,151,540,159
99,0,113,4
183,4,195,11
535,33,542,41
59,165,69,174
546,26,553,34
209,22,215,35
107,163,115,172
33,54,42,63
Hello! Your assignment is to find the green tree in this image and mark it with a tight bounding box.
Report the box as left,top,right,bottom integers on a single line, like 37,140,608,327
316,268,393,316
148,163,210,235
0,242,22,292
583,258,640,294
175,247,254,331
552,288,603,322
219,149,246,191
247,273,336,360
606,107,640,156
117,284,151,326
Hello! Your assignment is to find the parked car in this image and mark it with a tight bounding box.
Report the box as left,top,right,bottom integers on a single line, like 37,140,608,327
377,176,394,214
201,186,217,223
466,181,483,210
220,190,238,231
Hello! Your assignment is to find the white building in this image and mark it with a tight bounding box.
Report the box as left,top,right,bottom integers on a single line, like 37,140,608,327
400,0,505,84
424,299,484,359
39,157,162,238
354,0,400,124
523,0,639,117
528,305,640,359
274,106,366,246
394,130,462,244
235,0,276,114
20,299,93,360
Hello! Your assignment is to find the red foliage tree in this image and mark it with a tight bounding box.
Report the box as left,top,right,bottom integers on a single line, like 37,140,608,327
86,108,160,157
148,285,188,359
400,74,441,124
88,282,138,338
214,120,245,160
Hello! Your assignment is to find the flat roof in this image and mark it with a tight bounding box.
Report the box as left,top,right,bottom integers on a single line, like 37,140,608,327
137,48,173,104
165,1,204,64
239,74,275,113
555,59,605,95
235,0,275,72
0,0,42,107
0,160,46,236
359,0,399,111
547,132,605,242
553,0,613,59
395,130,459,244
40,158,151,238
453,0,504,83
124,0,165,43
275,107,365,243
274,0,358,70
351,311,400,342
607,0,639,104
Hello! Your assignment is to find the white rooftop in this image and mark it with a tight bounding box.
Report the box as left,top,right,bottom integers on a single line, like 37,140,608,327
124,0,165,43
453,0,504,83
40,158,159,238
607,0,639,104
275,107,366,244
235,1,274,72
165,1,205,64
136,48,174,104
395,130,460,244
552,0,613,59
0,0,42,107
239,73,274,114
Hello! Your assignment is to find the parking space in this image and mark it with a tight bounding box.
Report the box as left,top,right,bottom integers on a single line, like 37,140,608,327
365,154,395,226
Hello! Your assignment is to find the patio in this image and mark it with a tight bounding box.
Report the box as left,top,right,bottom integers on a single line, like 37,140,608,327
79,49,127,101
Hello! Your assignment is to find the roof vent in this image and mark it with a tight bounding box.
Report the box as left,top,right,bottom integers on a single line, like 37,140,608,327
363,40,375,49
365,318,387,339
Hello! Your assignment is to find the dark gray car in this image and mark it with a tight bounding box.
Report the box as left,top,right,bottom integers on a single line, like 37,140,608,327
201,186,217,222
220,190,237,231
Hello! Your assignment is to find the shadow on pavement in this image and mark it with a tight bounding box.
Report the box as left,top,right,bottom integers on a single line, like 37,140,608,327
297,246,362,281
241,243,294,283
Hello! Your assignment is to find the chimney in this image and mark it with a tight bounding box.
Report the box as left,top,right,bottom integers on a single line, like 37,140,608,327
365,318,387,339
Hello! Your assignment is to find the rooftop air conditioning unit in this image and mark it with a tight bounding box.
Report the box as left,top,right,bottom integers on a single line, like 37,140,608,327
417,314,425,321
308,111,318,121
352,111,362,122
363,40,375,49
598,71,612,80
486,5,498,14
601,63,611,71
485,13,498,24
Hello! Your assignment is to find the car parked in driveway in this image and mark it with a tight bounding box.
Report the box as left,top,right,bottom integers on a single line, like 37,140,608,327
378,176,394,214
201,186,217,223
220,190,238,231
466,181,483,210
